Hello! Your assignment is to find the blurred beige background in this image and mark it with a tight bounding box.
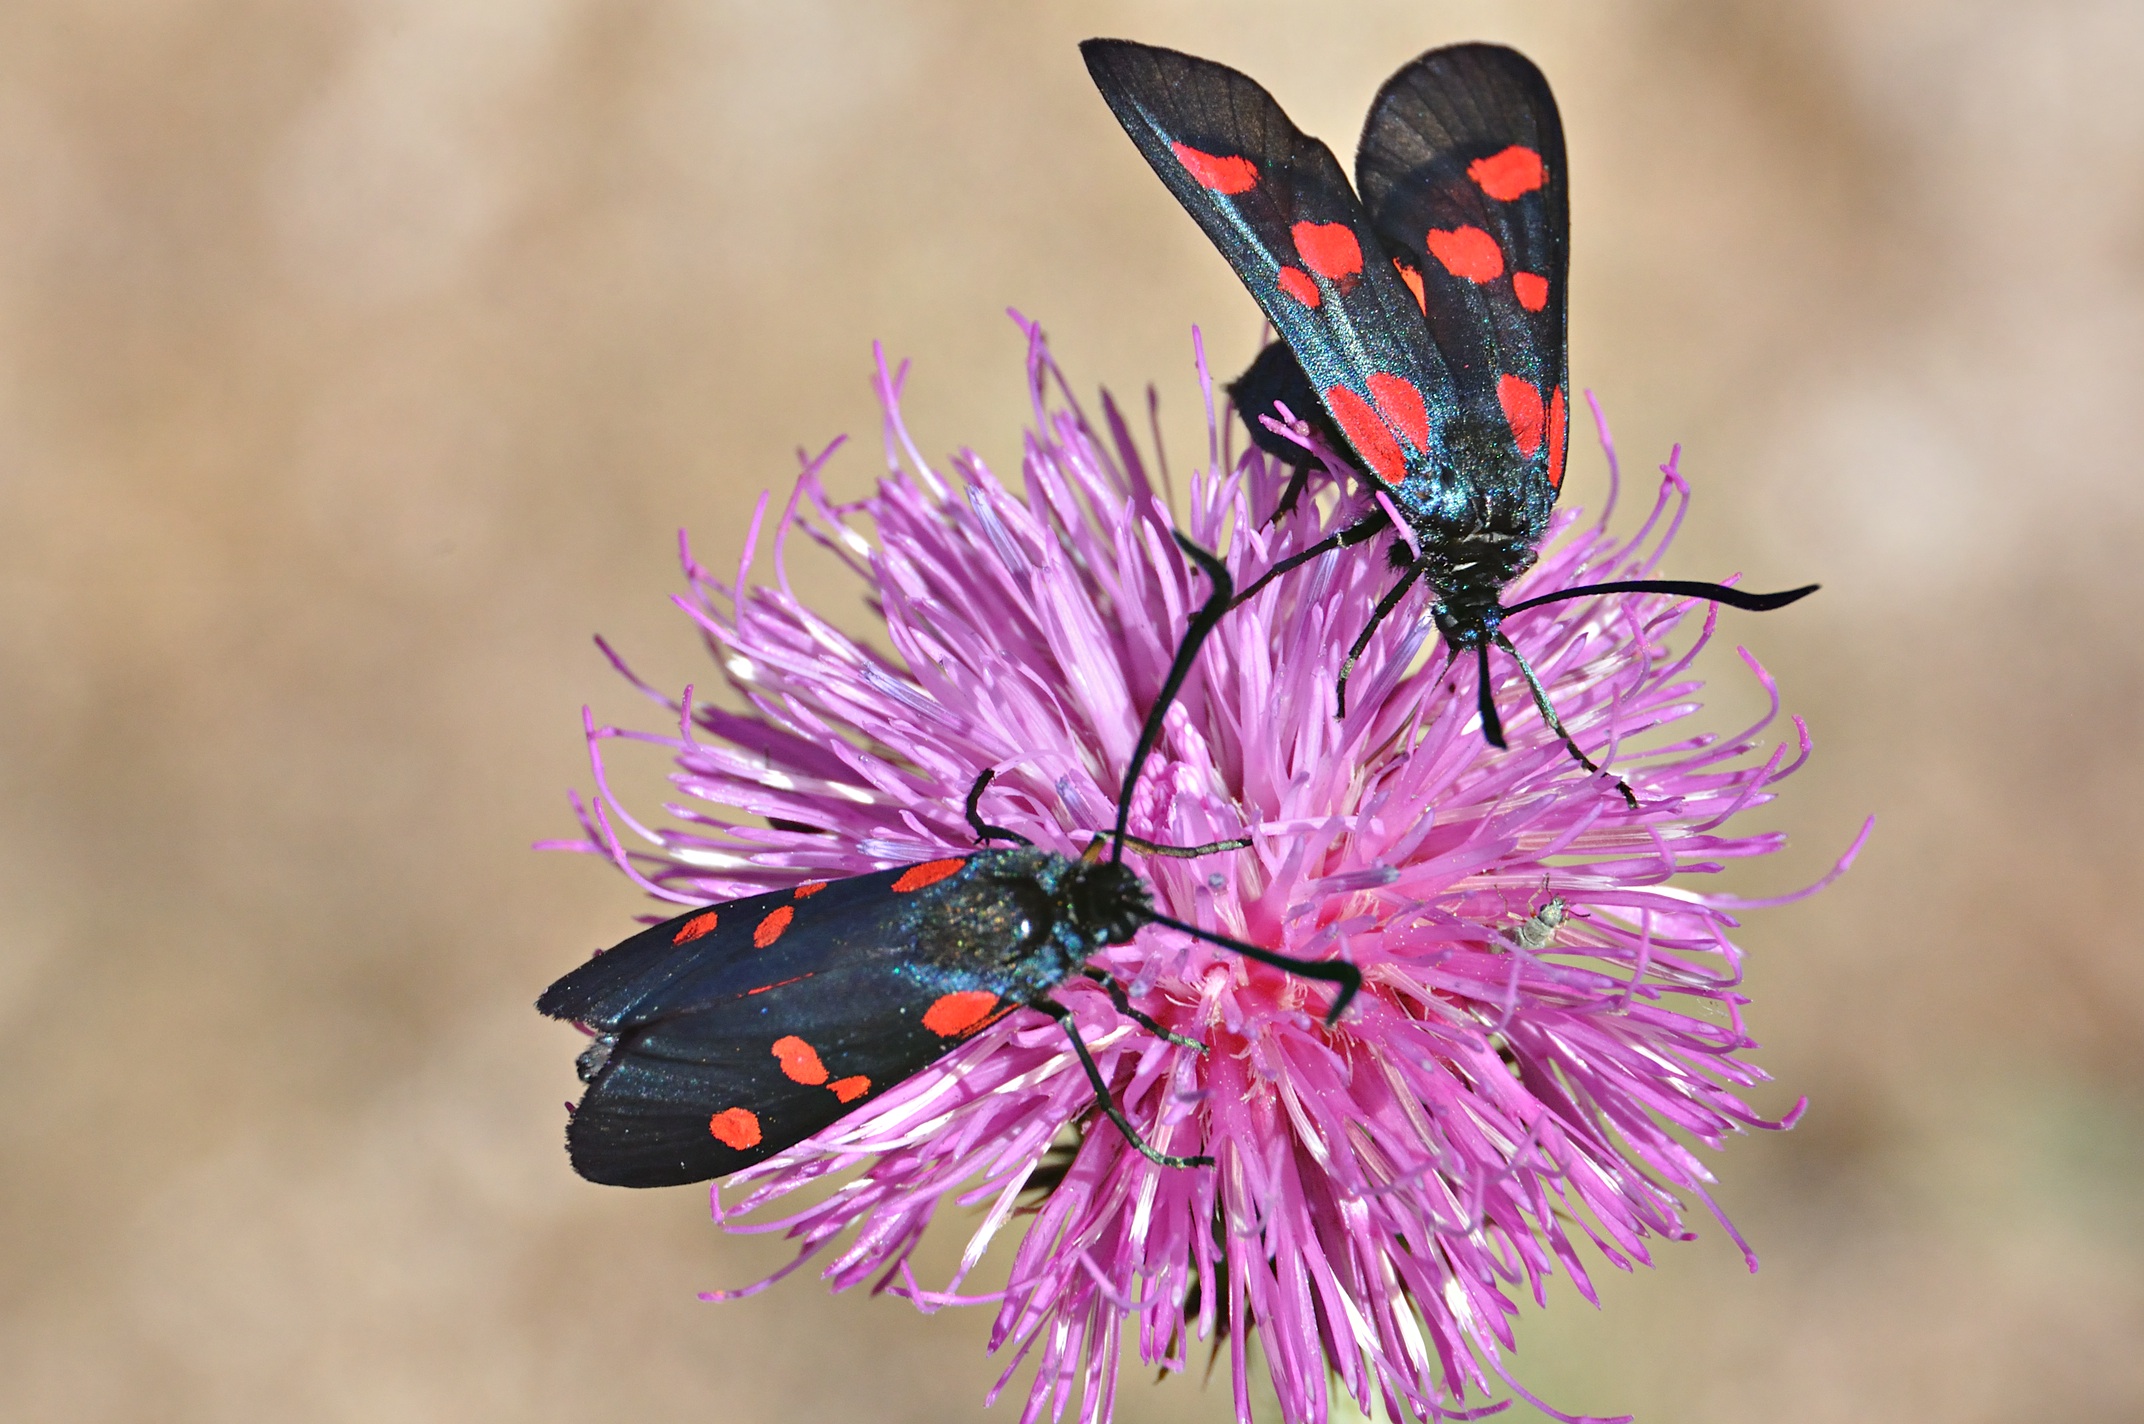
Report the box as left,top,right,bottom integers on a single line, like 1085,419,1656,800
4,2,2140,1421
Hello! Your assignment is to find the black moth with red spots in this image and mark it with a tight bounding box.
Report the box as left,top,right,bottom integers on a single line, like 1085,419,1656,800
1083,40,1814,793
538,539,1358,1188
543,853,1129,1184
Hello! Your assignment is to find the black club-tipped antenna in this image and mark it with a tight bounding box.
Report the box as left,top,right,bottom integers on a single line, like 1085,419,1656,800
1096,533,1364,1023
1109,532,1233,863
1502,577,1819,617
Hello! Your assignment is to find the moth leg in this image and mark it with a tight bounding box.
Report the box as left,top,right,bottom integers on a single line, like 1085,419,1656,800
1475,642,1506,748
1082,967,1206,1051
1140,909,1362,1025
1491,631,1639,810
1334,559,1425,718
1265,461,1313,528
1232,510,1391,608
963,768,1034,846
1116,832,1251,858
1100,831,1255,865
1040,1000,1213,1169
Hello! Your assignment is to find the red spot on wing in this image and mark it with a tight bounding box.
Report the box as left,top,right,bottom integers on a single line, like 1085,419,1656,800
828,1075,871,1103
892,858,966,893
1468,145,1546,201
922,990,1002,1038
1498,375,1546,458
1547,386,1568,489
1394,259,1426,313
708,1107,761,1150
746,972,812,996
673,910,718,944
1425,226,1504,282
1512,272,1549,312
1323,385,1407,486
771,1034,828,1085
1291,222,1362,281
1366,373,1430,453
792,880,827,898
753,904,794,947
1275,266,1321,307
1170,142,1258,195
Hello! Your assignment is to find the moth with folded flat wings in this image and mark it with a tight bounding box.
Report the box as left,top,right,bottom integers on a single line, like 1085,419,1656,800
538,540,1359,1188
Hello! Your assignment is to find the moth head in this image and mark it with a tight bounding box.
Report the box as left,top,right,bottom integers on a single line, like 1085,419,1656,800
1430,595,1503,650
1064,858,1153,949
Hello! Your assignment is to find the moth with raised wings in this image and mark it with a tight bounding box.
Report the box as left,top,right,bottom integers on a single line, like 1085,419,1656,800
1082,39,1814,799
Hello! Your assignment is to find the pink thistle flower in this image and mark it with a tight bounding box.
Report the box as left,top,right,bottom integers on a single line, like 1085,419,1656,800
547,314,1868,1424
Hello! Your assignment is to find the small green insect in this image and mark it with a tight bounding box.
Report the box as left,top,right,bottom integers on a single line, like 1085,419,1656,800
1511,896,1567,951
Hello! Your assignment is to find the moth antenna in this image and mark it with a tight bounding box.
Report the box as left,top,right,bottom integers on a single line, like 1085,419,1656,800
1142,909,1360,1024
963,767,1034,846
1111,534,1233,864
1491,631,1638,809
1503,578,1819,617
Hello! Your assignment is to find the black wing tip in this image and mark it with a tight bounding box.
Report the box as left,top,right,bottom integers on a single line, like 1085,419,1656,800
565,1102,724,1188
567,1147,711,1189
535,932,651,1024
1079,36,1150,81
1081,36,1181,60
1405,40,1553,87
566,1147,711,1190
535,965,600,1022
1082,37,1253,95
1366,41,1562,152
1426,39,1546,65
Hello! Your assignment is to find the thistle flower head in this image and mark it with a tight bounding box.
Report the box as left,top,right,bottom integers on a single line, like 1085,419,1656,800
550,315,1865,1424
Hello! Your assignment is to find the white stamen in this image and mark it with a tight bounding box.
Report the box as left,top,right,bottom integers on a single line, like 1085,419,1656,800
671,846,750,869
